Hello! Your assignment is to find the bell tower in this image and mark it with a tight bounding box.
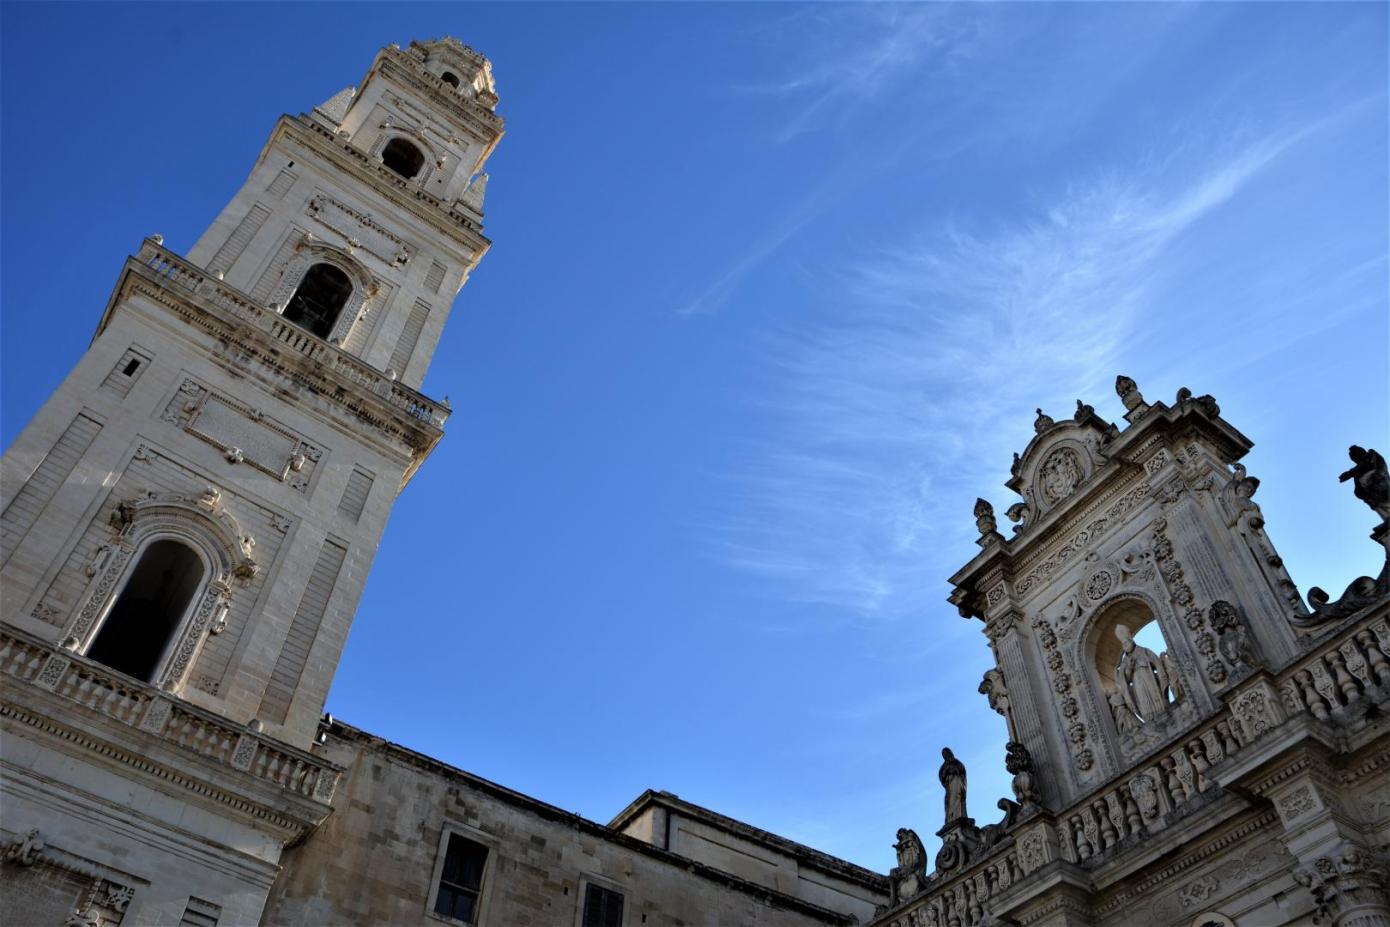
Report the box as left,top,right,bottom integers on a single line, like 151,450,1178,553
0,38,501,925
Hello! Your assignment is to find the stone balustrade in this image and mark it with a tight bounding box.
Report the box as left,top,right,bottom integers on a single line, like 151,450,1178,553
135,239,449,430
1281,616,1390,720
881,847,1024,927
0,627,338,804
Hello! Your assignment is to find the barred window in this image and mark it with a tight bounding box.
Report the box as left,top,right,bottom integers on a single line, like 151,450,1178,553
582,883,624,927
433,833,488,923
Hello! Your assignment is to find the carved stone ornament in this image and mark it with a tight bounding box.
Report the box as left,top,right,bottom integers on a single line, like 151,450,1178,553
1005,741,1041,807
1034,408,1056,434
1293,842,1390,926
1039,447,1084,505
1295,446,1390,629
3,828,44,866
974,498,1000,542
1116,374,1148,416
890,828,929,905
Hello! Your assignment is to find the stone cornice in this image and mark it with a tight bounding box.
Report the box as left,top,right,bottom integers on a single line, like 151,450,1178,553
96,241,448,483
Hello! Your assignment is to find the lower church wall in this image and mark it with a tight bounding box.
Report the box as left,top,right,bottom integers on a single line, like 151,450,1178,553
261,725,858,926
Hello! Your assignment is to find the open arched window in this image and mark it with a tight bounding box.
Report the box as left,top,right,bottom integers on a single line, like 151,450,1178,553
381,137,426,179
86,539,206,683
440,71,460,88
283,262,353,339
1088,598,1180,731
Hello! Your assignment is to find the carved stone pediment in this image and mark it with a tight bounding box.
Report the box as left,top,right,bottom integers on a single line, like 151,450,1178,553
1007,407,1118,526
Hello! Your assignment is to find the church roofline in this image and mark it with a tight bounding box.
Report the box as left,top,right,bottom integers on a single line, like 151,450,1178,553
608,789,890,889
321,720,861,924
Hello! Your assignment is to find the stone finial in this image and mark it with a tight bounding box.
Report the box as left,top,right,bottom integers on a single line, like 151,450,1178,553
1033,408,1054,434
1116,375,1148,418
1074,399,1094,421
1340,446,1390,523
974,498,1000,542
151,234,164,245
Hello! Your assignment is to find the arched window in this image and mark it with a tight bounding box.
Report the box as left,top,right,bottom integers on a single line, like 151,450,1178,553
284,262,352,338
1088,598,1180,730
86,539,206,682
440,71,460,88
381,137,426,179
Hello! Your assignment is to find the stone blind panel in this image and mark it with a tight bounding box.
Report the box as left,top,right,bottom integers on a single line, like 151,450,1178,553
338,468,374,523
424,259,447,294
259,537,348,724
388,298,431,375
208,203,271,276
1,411,102,567
250,232,302,304
100,346,153,399
180,896,221,927
265,168,297,199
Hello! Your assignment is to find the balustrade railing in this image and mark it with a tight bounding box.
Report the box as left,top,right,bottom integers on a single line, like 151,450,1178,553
134,240,447,428
1281,618,1390,720
0,628,338,804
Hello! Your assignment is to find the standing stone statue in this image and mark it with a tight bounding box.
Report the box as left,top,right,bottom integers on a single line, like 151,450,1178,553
1340,446,1390,522
940,747,969,825
1115,624,1171,722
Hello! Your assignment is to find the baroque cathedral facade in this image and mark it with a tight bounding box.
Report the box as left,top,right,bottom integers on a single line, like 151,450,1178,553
1,38,1387,927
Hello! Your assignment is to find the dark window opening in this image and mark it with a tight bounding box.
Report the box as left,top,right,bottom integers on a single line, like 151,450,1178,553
381,137,426,179
440,71,460,87
87,539,204,683
434,834,487,923
283,263,352,339
122,358,141,377
582,884,624,927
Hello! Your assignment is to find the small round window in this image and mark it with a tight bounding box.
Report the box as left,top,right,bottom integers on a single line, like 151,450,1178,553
440,71,460,88
381,137,426,179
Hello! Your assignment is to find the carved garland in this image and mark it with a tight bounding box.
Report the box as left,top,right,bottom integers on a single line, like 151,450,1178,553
1033,618,1094,771
1151,516,1228,686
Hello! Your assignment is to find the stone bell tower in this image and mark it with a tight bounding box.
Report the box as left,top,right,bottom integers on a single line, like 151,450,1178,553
0,38,501,925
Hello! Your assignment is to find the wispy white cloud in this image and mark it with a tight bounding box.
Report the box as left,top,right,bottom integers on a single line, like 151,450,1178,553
749,4,983,143
714,129,1312,622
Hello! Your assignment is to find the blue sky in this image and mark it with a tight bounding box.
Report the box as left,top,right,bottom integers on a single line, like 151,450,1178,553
2,3,1386,872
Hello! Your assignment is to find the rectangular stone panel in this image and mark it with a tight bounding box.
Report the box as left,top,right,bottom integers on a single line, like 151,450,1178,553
259,537,348,724
1,411,102,567
208,203,271,275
